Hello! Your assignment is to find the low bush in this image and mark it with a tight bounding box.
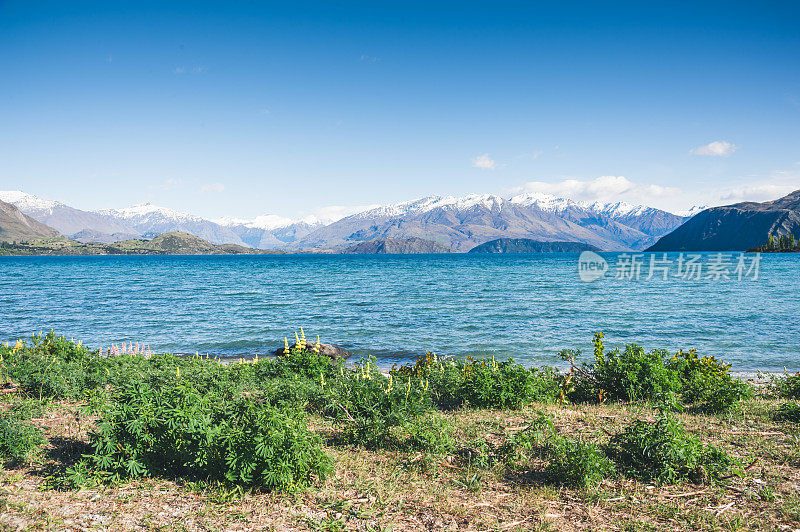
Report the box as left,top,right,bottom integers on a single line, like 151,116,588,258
497,411,553,464
563,334,750,412
0,414,46,466
405,413,456,454
561,333,678,405
69,378,331,491
2,332,109,400
773,402,800,424
394,353,561,410
607,414,737,484
4,398,51,421
668,349,752,413
325,358,431,448
772,373,800,400
546,435,615,488
497,411,613,488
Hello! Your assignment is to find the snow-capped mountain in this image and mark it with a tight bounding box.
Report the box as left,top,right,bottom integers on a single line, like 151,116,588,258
294,193,687,251
1,189,692,251
0,190,138,238
0,190,60,212
94,203,249,246
213,214,325,249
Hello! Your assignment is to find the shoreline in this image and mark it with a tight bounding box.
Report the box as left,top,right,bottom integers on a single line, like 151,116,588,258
1,332,799,530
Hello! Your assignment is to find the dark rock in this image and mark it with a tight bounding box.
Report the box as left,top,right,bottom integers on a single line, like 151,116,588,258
272,342,352,360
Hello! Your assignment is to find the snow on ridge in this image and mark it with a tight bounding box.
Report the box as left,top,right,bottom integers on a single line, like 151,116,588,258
676,205,709,217
508,192,578,211
95,202,205,223
587,201,649,217
0,190,61,212
215,213,296,230
352,193,505,219
215,213,327,230
509,193,671,218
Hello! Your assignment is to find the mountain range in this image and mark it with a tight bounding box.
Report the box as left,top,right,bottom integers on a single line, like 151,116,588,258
0,190,690,252
647,189,800,251
267,193,688,251
0,199,61,242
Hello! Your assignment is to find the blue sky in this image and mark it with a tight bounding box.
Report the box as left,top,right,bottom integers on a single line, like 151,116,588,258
1,1,799,219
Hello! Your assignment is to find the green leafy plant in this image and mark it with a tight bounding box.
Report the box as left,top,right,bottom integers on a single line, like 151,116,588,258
667,349,751,412
326,358,431,448
70,378,331,491
405,413,455,454
562,334,750,412
607,414,737,484
545,435,615,489
394,352,561,410
772,373,800,400
498,411,613,488
773,402,800,424
0,414,46,466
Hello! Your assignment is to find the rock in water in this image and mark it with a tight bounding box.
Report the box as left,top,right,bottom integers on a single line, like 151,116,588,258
272,342,352,361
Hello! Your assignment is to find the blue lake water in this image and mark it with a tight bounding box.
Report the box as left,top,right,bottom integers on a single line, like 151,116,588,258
0,253,798,372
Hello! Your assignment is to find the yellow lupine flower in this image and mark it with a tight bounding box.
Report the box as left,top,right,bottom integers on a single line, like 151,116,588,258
284,337,289,354
314,335,321,353
295,332,300,349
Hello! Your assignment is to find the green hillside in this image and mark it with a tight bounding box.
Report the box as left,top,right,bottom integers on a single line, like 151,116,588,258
0,200,61,243
0,231,279,255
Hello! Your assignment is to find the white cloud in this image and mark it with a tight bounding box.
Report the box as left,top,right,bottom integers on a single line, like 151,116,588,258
472,154,498,170
690,141,738,157
514,176,680,204
719,183,797,203
199,183,225,193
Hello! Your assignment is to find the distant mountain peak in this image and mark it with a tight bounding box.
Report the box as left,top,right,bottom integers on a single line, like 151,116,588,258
0,190,62,212
676,205,709,217
97,202,203,223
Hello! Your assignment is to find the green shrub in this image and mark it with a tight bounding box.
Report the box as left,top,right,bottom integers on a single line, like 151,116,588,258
405,413,456,454
252,346,342,381
772,373,800,400
497,411,553,464
545,435,615,489
563,334,750,412
773,402,800,424
585,334,678,404
3,332,109,400
326,358,431,448
607,414,737,484
0,414,46,466
4,398,51,421
259,377,326,411
394,353,560,410
73,378,331,491
668,349,752,412
498,411,613,488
